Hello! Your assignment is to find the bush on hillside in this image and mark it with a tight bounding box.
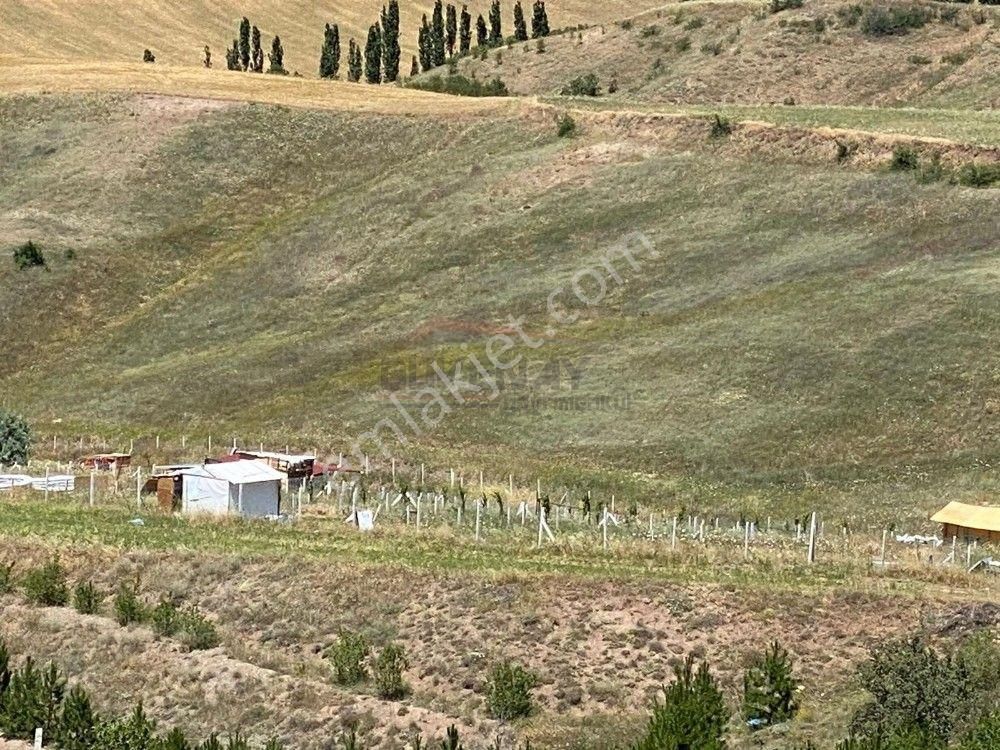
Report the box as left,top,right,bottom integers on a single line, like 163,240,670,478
407,73,509,96
176,606,220,651
0,561,14,594
72,581,101,615
327,630,369,685
12,241,45,270
710,114,734,138
632,655,728,750
860,4,933,36
142,49,156,63
560,73,600,96
22,557,69,607
373,643,409,699
0,410,30,465
890,145,919,170
113,578,146,625
771,0,805,12
486,660,536,720
556,112,577,137
955,162,1000,188
743,641,800,729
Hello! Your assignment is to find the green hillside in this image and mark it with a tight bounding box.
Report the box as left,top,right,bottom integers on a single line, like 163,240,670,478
2,92,1000,525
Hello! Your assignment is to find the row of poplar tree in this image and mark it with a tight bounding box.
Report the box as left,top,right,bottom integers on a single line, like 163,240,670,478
317,0,551,84
224,18,286,74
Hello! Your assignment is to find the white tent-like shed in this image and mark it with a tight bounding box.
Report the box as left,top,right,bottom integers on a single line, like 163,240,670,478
180,460,284,518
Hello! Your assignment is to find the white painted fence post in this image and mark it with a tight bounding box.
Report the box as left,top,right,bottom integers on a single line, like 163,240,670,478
34,727,43,749
89,471,96,507
136,468,142,509
475,498,482,542
807,511,817,563
671,516,677,550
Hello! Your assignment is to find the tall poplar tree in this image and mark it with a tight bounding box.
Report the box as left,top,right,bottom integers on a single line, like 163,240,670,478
347,39,363,81
320,23,341,78
459,5,472,54
410,55,419,76
488,0,502,45
513,1,528,41
364,23,383,83
251,25,264,72
476,14,488,47
446,4,458,57
238,17,251,70
431,0,446,67
226,39,240,70
267,35,286,74
418,15,432,71
381,0,401,82
531,0,550,38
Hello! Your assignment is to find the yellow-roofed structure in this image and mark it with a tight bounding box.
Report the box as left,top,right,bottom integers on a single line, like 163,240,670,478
931,502,1000,544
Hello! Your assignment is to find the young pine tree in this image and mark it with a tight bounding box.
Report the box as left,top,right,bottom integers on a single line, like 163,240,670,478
476,14,488,47
742,641,799,729
381,0,401,82
488,0,502,45
251,26,264,72
513,1,529,41
531,0,550,38
446,4,458,57
319,23,341,78
459,5,472,54
364,23,383,83
632,655,728,750
267,35,286,74
57,685,100,750
238,17,251,70
203,45,212,68
418,16,432,71
409,54,419,76
431,0,446,66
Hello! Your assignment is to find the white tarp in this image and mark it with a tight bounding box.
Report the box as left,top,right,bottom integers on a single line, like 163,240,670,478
180,461,282,518
0,474,74,492
0,475,33,490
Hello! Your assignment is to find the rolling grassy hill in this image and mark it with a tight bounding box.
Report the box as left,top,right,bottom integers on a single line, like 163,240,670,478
2,84,999,526
1,0,665,76
449,0,1000,107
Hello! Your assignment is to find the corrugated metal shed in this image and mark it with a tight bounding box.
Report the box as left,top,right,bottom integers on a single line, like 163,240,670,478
931,501,1000,543
182,460,284,485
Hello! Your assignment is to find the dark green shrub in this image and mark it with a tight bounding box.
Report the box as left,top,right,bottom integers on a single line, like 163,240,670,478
22,557,69,607
710,114,734,138
684,16,705,29
0,658,65,741
72,581,101,615
373,643,409,699
941,50,970,65
771,0,805,12
701,40,723,55
56,684,100,750
12,241,46,270
860,5,932,36
640,24,660,37
152,595,182,637
560,73,600,96
743,641,800,728
675,36,692,51
890,145,920,171
406,74,509,96
556,113,576,137
917,153,944,183
837,4,864,25
632,655,727,750
96,702,157,749
850,637,972,744
908,53,932,64
0,410,31,465
177,606,220,651
954,163,1000,187
142,49,156,63
327,630,370,685
113,578,146,625
486,660,536,720
161,727,193,750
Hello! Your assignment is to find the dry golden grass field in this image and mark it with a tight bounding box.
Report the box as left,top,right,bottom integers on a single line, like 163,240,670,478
1,0,668,76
